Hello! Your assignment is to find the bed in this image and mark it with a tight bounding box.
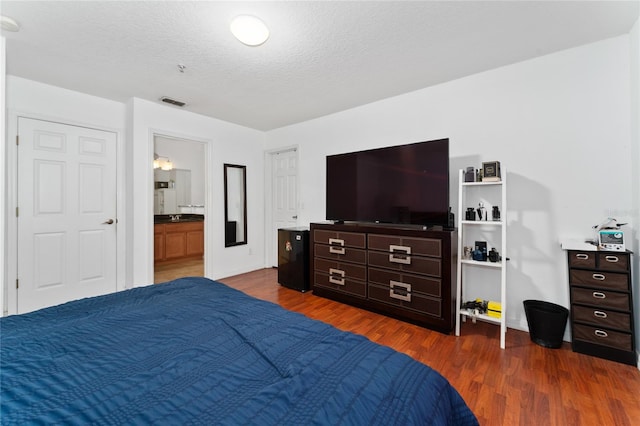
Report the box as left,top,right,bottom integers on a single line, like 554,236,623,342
1,277,477,425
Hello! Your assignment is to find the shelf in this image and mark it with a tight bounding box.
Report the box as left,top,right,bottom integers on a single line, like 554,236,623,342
460,310,502,325
461,180,502,187
461,220,503,226
460,259,503,268
456,168,507,350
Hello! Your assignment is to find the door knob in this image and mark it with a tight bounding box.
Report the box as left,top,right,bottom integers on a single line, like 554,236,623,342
292,215,298,219
102,219,114,225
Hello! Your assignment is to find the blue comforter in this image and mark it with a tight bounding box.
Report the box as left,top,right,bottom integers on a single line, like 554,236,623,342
1,277,477,425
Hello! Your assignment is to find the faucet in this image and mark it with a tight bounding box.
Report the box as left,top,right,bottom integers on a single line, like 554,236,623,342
169,214,181,222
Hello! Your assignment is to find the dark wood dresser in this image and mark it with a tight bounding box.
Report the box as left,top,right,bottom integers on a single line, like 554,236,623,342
566,249,636,365
310,222,457,333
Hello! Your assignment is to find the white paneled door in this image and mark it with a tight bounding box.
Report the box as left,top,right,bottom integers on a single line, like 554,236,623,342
17,118,117,314
271,149,299,267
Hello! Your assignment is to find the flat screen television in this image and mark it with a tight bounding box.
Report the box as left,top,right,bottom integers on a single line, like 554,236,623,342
326,138,449,227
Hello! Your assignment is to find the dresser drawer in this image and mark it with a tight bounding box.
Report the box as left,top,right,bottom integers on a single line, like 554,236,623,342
314,244,366,264
570,287,631,311
572,305,631,331
314,230,366,249
314,258,367,282
596,253,629,272
368,234,441,258
368,267,441,298
569,269,628,291
368,283,441,317
573,323,632,352
314,272,366,298
368,251,441,277
568,251,596,269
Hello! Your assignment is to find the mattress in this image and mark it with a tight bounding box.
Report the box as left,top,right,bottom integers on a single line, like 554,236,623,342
1,277,477,425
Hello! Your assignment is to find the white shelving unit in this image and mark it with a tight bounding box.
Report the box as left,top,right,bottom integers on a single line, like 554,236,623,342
455,169,507,348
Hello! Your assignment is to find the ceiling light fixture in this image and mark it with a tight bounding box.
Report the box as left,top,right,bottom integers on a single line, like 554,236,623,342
0,15,20,32
230,15,269,46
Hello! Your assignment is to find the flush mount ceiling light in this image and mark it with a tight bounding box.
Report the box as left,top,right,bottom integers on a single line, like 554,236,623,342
0,15,20,32
230,15,269,46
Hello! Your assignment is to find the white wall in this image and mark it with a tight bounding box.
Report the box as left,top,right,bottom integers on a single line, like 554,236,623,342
266,35,635,334
1,36,6,314
630,17,640,361
128,98,266,287
6,76,126,129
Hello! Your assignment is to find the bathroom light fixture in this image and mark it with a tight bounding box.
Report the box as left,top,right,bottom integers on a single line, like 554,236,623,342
153,153,173,170
0,15,20,32
230,15,269,46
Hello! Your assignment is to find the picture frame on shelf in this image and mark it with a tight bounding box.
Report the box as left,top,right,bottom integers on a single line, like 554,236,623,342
482,161,501,182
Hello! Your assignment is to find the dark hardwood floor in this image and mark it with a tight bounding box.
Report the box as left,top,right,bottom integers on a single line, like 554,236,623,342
217,268,640,426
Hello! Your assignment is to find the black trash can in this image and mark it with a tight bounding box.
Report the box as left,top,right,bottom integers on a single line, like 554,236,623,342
523,300,568,349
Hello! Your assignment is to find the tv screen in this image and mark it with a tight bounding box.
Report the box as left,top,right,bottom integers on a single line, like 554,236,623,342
326,138,449,226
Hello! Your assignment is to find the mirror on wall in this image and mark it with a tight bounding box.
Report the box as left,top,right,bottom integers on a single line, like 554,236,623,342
224,164,247,247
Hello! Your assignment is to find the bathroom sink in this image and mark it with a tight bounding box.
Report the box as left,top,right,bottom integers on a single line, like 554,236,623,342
154,214,204,224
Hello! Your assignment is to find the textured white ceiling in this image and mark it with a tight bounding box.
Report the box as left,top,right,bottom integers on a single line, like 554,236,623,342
2,1,638,131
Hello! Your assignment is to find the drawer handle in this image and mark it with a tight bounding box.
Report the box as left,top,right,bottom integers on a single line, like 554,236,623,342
329,238,344,247
604,256,619,263
594,330,609,338
592,292,606,299
328,268,345,277
329,246,345,255
389,245,411,255
592,274,605,281
328,268,345,286
389,245,412,265
593,311,608,319
576,253,589,260
389,280,411,302
390,280,411,292
389,253,411,265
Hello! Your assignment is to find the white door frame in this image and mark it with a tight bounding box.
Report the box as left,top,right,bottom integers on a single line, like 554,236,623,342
5,111,126,316
264,145,300,268
148,130,212,282
1,37,6,317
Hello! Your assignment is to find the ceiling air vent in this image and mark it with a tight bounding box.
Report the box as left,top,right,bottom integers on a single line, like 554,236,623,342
160,96,186,107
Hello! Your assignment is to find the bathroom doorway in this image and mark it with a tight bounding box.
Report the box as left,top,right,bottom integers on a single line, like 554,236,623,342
152,135,207,283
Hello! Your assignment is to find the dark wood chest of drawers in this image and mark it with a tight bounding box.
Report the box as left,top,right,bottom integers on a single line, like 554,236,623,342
567,250,636,365
311,222,457,333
